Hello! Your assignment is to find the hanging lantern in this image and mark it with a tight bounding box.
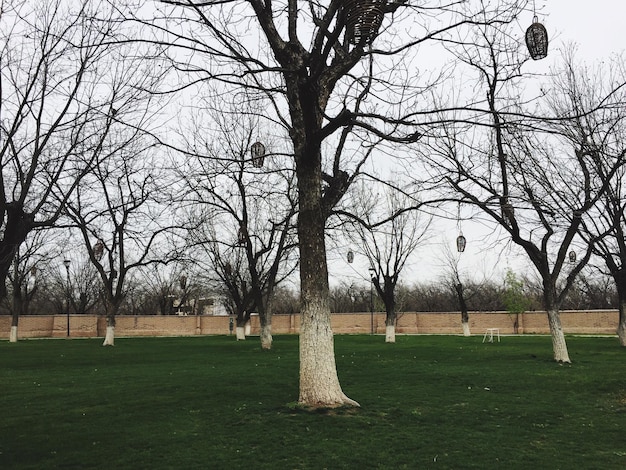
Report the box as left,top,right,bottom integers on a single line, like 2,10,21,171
238,225,247,245
343,0,386,45
569,251,576,263
347,250,354,263
525,16,548,60
93,239,104,261
250,141,265,168
456,234,466,253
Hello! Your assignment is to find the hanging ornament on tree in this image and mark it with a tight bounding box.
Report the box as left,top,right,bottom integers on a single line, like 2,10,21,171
525,3,548,60
251,141,266,168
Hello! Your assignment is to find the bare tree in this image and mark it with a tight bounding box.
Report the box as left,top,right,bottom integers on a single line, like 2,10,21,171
553,53,626,345
5,231,54,341
438,241,473,336
0,2,138,307
129,0,535,406
135,264,185,315
180,97,298,348
64,140,186,345
348,184,430,342
418,22,626,363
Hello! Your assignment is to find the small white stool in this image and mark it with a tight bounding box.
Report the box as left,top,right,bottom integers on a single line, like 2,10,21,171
482,328,500,343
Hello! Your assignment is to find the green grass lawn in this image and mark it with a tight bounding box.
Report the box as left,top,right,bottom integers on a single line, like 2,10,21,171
1,334,625,469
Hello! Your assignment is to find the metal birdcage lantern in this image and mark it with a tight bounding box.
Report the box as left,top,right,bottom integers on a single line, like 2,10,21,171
569,251,576,263
251,141,266,168
456,234,466,253
347,250,354,263
343,0,386,45
525,16,548,60
238,225,247,245
93,239,104,261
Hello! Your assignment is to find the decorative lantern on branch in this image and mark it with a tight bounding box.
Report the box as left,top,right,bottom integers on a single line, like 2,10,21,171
525,15,548,60
238,225,247,245
93,239,104,261
456,234,466,253
251,141,266,168
343,0,386,45
569,251,576,263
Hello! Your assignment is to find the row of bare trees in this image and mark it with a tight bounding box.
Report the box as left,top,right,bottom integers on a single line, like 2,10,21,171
4,260,616,315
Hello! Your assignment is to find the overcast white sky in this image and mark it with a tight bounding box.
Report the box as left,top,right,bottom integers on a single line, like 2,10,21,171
545,0,625,60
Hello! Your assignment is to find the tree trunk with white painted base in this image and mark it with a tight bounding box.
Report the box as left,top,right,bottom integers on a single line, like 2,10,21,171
102,326,115,346
236,326,246,340
385,324,396,343
9,308,20,342
260,322,272,350
9,325,18,343
299,302,359,407
378,280,397,344
296,141,357,407
547,309,570,363
102,315,115,346
462,321,471,337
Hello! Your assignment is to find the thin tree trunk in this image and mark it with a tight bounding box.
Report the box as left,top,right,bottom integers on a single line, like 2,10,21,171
547,309,570,363
455,283,470,336
9,325,18,343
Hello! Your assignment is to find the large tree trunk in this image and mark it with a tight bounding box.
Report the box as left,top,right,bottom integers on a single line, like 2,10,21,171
547,309,570,363
102,315,115,346
296,146,356,407
260,319,272,350
299,301,358,407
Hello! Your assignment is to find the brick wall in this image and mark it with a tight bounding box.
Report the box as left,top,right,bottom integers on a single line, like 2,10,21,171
0,310,619,339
